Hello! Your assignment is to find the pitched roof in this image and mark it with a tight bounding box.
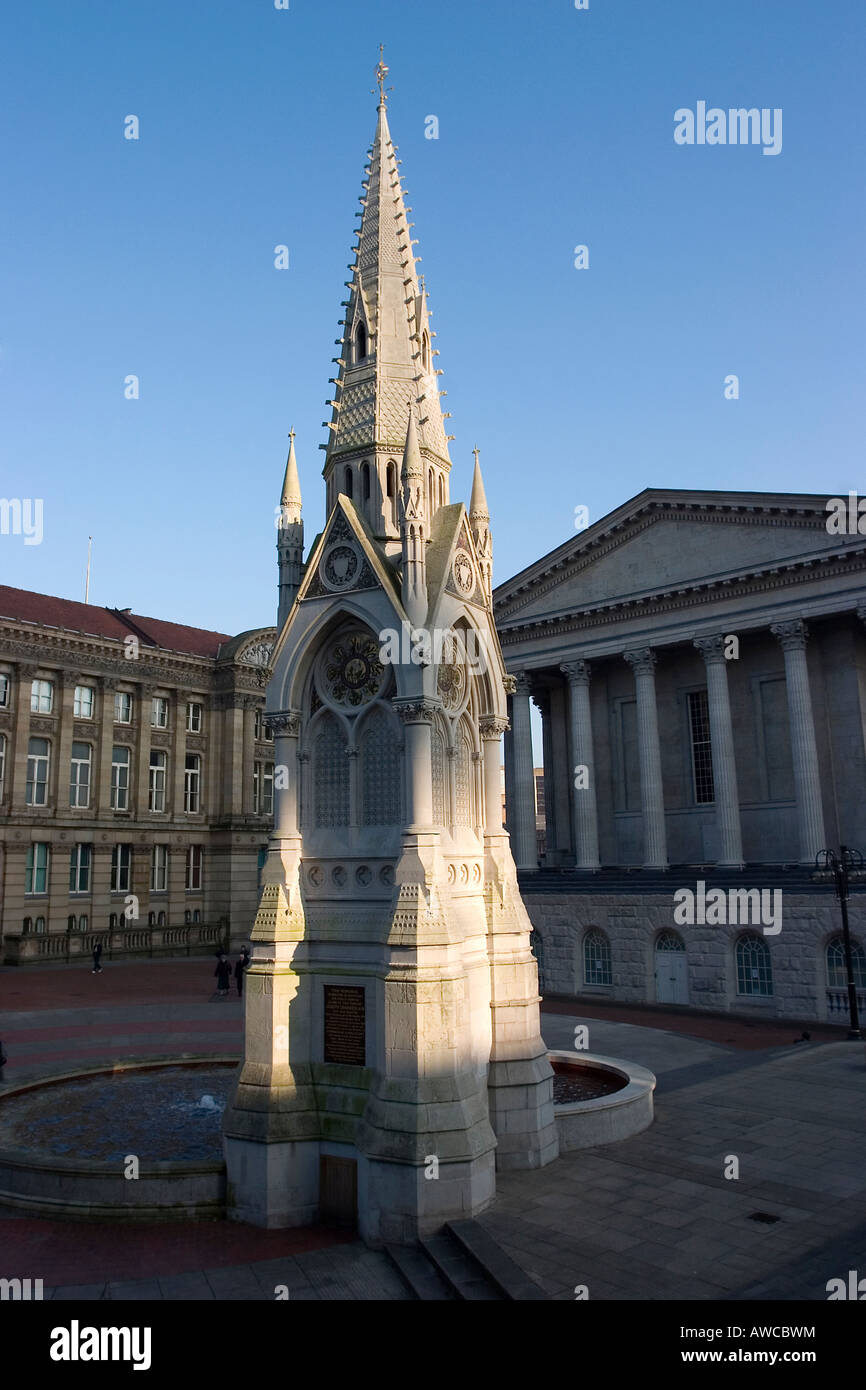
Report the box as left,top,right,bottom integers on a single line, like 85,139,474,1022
0,585,232,659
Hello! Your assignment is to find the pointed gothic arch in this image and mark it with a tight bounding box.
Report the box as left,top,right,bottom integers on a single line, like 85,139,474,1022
356,321,367,362
357,702,402,825
310,710,350,828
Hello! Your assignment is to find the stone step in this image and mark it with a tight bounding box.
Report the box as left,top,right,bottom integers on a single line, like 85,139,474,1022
384,1243,455,1301
419,1231,506,1300
445,1219,548,1300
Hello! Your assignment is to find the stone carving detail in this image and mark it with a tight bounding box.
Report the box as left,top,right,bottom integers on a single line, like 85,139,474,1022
360,706,401,825
355,864,372,886
502,674,517,695
452,547,475,595
185,735,205,751
693,635,727,664
312,714,350,827
479,716,508,739
624,648,657,676
332,865,347,886
560,660,591,686
453,727,473,827
73,722,94,739
771,619,808,651
437,634,467,712
378,864,394,886
265,711,302,737
307,864,324,887
393,699,438,724
322,543,361,591
30,717,55,734
238,640,274,668
512,672,532,697
320,632,385,708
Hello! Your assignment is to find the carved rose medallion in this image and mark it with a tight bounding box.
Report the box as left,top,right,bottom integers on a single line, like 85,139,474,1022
452,548,474,595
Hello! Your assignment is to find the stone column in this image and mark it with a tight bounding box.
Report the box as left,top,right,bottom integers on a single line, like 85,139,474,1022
96,678,118,813
560,661,600,871
267,712,302,839
172,693,186,816
135,683,153,818
242,699,257,817
771,619,827,863
393,700,436,829
10,663,37,812
694,636,744,867
55,671,77,810
623,648,668,869
532,691,555,860
509,673,538,872
479,717,508,836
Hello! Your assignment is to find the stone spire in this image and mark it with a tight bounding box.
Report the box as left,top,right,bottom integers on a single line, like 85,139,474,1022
321,66,452,546
399,405,428,627
469,446,493,603
277,429,304,629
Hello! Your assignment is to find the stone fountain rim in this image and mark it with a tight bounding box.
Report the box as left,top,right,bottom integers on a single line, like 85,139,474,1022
547,1049,656,1115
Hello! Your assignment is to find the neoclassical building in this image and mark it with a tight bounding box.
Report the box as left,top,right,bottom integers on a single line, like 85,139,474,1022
495,489,866,1023
0,584,276,964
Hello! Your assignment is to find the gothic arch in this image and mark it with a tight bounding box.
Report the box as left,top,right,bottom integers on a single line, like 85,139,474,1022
309,710,350,828
357,702,402,825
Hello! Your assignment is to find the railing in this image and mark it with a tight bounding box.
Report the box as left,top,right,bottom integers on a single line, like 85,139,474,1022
826,989,866,1016
4,920,229,966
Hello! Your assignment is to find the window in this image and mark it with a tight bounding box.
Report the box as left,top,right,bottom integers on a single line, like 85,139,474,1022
149,749,167,811
74,685,95,718
0,673,9,707
109,913,118,929
583,930,612,987
254,708,263,741
186,701,202,733
344,465,353,500
184,909,192,924
151,696,169,729
688,689,714,804
157,910,166,926
185,845,203,890
356,321,367,362
34,916,46,933
151,844,168,892
735,934,773,997
69,843,91,894
0,732,5,798
184,754,201,813
148,910,156,926
312,715,350,827
254,761,274,816
26,737,50,806
25,843,50,894
69,742,92,808
78,914,88,932
110,844,131,893
114,691,132,724
362,460,371,505
192,909,201,924
826,937,866,990
111,746,130,810
67,914,76,933
31,679,54,713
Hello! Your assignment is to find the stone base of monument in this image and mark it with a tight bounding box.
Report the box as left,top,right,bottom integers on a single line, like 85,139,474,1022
548,1050,655,1151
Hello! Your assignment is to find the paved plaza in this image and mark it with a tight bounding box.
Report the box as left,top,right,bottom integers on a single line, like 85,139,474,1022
1,959,863,1300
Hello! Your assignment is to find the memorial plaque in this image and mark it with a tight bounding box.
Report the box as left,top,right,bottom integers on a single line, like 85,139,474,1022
323,985,366,1065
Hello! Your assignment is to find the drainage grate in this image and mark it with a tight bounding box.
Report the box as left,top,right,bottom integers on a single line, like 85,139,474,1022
748,1211,781,1224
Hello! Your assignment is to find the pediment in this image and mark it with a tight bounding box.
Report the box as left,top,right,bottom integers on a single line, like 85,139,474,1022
495,492,840,625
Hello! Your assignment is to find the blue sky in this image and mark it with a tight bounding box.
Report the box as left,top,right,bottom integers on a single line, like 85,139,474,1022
2,0,864,635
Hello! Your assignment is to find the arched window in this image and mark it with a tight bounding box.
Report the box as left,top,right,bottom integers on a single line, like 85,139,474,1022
67,914,76,933
344,466,353,500
735,934,773,996
157,911,166,926
109,913,118,930
148,911,156,926
438,474,445,508
826,936,866,989
356,322,367,362
427,469,434,517
362,460,371,505
453,725,474,827
23,917,32,934
34,916,46,934
583,929,612,986
192,909,201,923
78,914,88,933
386,460,397,528
656,930,685,953
421,330,431,372
360,706,401,825
184,909,192,925
313,713,350,827
431,724,446,827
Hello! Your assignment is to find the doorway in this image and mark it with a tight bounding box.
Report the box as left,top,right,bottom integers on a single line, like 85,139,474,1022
319,1156,358,1227
655,931,688,1005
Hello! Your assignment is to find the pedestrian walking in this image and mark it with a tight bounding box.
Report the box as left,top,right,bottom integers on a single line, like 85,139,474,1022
234,950,248,998
91,940,103,974
215,954,231,997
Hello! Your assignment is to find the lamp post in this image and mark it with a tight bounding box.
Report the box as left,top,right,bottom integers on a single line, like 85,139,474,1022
813,846,865,1040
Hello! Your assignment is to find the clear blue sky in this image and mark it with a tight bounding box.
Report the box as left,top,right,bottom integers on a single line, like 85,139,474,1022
2,0,864,635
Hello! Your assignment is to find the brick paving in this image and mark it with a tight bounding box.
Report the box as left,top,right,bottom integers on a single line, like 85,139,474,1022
1,959,864,1300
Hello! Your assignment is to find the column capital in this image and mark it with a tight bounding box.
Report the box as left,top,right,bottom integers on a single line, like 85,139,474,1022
264,710,301,737
479,716,509,740
17,663,39,680
392,698,440,725
100,675,119,692
560,660,591,687
624,647,657,676
502,674,517,696
512,672,533,698
693,635,728,665
771,619,808,652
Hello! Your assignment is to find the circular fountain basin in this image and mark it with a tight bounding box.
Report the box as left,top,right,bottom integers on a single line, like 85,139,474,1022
0,1058,237,1221
548,1050,655,1151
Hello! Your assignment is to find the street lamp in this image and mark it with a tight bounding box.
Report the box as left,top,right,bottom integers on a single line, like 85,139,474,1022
813,846,865,1040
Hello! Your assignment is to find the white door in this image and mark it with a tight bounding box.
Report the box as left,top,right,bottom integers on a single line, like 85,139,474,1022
655,937,688,1004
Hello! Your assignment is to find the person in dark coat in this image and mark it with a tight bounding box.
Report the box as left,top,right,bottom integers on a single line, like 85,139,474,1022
215,954,231,997
234,949,248,997
91,941,103,974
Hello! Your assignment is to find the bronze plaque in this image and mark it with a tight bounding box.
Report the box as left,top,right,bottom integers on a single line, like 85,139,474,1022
323,985,366,1065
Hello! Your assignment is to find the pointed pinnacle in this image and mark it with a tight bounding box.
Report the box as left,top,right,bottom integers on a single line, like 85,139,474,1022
470,447,489,520
401,405,423,481
281,430,302,508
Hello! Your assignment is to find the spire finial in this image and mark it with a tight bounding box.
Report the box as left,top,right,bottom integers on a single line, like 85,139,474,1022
373,45,391,106
288,426,296,447
472,445,480,467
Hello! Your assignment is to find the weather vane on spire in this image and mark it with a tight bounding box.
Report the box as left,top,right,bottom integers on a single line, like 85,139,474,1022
473,446,481,466
373,44,392,105
288,426,296,447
